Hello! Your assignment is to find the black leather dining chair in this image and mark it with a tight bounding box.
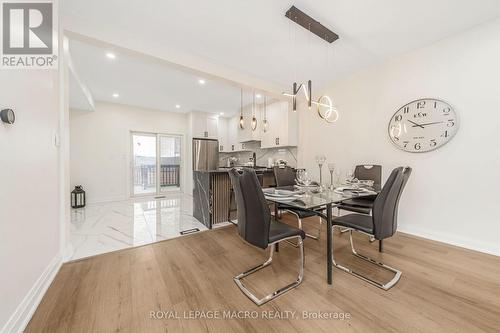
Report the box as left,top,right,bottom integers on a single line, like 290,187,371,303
331,166,411,290
229,168,306,305
337,165,382,215
273,166,322,242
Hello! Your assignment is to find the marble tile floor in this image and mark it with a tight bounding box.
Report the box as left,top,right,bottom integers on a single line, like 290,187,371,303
69,193,207,260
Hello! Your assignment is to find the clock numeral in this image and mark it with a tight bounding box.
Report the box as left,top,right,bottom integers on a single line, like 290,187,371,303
414,143,421,150
447,119,455,127
430,139,437,147
434,101,438,109
443,107,451,115
442,130,449,138
416,101,426,109
403,106,410,114
403,141,409,148
394,114,403,122
393,136,400,141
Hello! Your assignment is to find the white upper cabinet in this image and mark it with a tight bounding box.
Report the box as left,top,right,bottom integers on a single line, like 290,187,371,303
217,117,230,152
261,101,298,149
238,104,262,143
227,116,250,152
190,111,218,139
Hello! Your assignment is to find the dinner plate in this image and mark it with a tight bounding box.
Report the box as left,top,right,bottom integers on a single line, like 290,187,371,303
334,187,370,194
266,196,298,203
263,189,297,197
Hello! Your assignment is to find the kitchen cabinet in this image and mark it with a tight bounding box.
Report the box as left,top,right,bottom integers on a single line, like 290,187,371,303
227,116,251,152
261,101,298,148
217,117,230,152
190,111,218,139
238,104,262,143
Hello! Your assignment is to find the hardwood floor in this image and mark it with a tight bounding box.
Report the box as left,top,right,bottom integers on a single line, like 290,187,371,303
26,216,500,333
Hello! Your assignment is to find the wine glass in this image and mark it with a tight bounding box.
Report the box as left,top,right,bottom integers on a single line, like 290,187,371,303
296,169,305,185
327,163,336,190
315,155,327,185
346,169,354,183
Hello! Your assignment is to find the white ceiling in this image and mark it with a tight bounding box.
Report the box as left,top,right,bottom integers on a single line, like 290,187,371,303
64,0,500,110
68,39,260,115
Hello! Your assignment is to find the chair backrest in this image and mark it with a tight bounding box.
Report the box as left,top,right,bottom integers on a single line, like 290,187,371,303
355,165,382,188
372,167,412,240
273,166,296,187
228,168,271,249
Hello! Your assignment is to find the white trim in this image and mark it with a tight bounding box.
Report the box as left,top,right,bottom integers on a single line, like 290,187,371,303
398,225,500,257
1,254,63,333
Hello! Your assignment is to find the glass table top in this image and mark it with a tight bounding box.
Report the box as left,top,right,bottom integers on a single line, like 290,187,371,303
264,185,379,210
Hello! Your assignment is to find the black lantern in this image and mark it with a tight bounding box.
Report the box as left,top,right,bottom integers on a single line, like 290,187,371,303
71,185,86,208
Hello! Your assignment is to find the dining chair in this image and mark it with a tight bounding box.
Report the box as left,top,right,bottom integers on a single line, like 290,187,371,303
228,168,305,305
273,166,322,243
331,166,411,290
337,165,382,215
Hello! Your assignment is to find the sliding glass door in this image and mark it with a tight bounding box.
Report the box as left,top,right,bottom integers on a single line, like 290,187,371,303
131,132,182,197
159,135,181,193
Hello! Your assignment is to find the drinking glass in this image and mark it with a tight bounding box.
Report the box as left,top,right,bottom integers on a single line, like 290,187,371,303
346,169,354,183
315,155,327,185
327,163,336,190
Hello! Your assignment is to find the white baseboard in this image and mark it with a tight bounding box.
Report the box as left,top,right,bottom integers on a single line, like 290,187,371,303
1,253,63,333
398,225,500,257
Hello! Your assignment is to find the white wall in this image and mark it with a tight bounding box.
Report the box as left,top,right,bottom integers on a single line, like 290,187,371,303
70,102,188,203
298,18,500,255
0,70,62,330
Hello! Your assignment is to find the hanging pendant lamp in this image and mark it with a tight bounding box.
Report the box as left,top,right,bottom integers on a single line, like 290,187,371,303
239,88,245,129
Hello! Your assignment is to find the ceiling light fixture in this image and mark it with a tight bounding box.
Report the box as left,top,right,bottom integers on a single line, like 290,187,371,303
262,96,268,132
219,112,224,115
251,90,258,131
106,52,116,59
282,6,339,124
255,93,262,99
239,88,245,129
175,104,181,109
198,79,206,85
112,93,119,98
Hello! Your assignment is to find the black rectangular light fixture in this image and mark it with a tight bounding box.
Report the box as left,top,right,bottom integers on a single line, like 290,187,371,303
285,6,339,43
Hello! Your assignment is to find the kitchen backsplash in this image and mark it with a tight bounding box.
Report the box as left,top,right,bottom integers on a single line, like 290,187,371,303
219,141,297,168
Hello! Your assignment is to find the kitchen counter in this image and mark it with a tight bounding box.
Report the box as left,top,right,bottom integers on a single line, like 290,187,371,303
193,168,277,228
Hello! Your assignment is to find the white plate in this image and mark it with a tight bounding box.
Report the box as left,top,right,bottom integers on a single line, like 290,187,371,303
334,187,369,194
263,189,297,197
265,195,298,203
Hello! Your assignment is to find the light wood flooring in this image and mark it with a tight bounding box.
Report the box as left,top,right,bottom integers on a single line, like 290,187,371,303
26,215,500,333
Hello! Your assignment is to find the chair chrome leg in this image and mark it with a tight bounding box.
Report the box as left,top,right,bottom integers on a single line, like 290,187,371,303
331,228,401,290
284,210,321,247
234,236,304,306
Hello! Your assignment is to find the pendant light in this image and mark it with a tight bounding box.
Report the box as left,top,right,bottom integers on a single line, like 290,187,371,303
239,88,245,129
262,96,268,132
251,91,257,131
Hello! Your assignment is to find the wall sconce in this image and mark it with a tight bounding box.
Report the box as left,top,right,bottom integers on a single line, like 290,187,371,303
1,108,15,124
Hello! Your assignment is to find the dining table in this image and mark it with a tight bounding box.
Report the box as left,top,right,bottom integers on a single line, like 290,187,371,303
264,185,380,285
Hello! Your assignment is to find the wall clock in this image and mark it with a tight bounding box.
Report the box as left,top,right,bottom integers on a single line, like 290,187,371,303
388,98,458,153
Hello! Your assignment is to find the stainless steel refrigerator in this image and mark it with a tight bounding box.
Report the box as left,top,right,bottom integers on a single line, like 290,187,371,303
192,138,219,171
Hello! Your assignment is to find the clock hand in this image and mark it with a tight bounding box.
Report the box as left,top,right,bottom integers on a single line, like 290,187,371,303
407,120,425,129
412,121,444,127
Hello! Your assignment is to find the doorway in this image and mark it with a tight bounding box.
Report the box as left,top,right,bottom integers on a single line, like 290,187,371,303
131,132,182,196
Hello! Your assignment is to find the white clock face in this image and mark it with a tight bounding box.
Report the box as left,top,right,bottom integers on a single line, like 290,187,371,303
388,99,458,153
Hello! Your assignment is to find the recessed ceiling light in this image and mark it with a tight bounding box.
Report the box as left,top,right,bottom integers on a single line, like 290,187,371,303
198,79,206,85
256,94,262,99
106,52,116,59
219,112,224,115
112,93,119,98
175,104,181,109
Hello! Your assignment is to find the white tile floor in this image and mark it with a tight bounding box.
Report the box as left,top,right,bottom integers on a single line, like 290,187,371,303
69,192,207,260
